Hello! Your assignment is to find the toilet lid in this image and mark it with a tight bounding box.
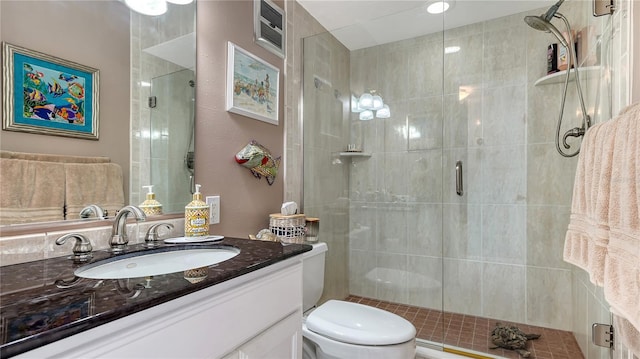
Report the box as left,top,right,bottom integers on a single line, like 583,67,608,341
306,300,416,346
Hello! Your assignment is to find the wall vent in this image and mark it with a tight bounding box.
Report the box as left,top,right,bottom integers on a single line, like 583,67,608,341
254,0,285,58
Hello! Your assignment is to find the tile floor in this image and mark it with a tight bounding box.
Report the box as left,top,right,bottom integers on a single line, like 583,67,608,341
345,295,584,359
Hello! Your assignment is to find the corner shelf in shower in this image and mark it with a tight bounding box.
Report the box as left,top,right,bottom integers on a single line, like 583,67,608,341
339,151,371,158
534,66,600,86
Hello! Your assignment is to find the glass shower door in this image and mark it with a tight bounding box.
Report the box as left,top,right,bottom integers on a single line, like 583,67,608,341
149,68,195,213
440,2,612,358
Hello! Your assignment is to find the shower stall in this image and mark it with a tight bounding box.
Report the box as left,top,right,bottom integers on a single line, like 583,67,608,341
149,69,195,213
301,0,629,358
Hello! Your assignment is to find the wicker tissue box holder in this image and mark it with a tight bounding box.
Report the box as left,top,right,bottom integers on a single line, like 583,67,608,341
269,213,306,244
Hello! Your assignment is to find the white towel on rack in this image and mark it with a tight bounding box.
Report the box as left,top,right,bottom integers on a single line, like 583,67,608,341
612,309,640,358
564,101,640,345
563,117,617,286
602,103,640,340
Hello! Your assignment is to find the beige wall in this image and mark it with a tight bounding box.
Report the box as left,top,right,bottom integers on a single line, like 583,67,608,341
195,0,285,239
0,1,130,200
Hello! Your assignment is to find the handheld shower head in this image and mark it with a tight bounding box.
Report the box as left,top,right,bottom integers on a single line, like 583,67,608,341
523,10,591,157
524,15,569,48
542,0,565,21
524,0,569,47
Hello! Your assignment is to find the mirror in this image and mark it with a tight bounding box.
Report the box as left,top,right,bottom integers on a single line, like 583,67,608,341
0,0,196,227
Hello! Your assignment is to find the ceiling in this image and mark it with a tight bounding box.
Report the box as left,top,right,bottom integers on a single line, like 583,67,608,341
296,0,556,50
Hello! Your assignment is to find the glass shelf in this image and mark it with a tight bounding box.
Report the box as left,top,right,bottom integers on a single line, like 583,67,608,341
534,66,600,86
339,151,371,157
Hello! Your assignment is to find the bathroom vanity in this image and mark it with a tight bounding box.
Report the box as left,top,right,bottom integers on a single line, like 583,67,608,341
0,238,310,358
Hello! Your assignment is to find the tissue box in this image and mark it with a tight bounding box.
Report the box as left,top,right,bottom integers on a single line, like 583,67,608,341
269,213,305,244
281,201,298,215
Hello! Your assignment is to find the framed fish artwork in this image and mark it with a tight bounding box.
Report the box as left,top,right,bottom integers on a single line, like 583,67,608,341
225,42,279,125
1,42,99,140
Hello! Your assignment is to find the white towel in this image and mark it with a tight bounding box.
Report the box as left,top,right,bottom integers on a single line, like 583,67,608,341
563,118,617,285
564,101,640,345
602,103,640,339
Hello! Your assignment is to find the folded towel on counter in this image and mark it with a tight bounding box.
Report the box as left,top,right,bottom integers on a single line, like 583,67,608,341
602,103,640,338
64,163,125,219
563,118,617,285
0,158,65,225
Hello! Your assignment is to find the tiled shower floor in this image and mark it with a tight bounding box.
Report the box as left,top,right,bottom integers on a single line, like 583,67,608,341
345,295,584,359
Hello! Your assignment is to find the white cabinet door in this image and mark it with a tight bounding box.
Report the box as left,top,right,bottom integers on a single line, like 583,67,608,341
237,311,301,359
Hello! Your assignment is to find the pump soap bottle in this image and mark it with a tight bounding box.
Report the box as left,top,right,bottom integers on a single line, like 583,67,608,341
140,185,163,216
185,184,209,237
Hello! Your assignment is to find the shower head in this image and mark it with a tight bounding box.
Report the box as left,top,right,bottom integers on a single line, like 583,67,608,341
524,0,569,47
542,0,565,21
524,15,569,48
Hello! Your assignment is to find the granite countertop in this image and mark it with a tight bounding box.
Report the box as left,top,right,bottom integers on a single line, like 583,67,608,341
0,237,311,358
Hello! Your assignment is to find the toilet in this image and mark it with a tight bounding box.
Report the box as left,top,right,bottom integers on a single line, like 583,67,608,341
301,242,416,359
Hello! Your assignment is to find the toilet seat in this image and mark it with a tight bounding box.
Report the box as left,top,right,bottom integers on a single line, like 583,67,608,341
306,300,416,346
302,324,416,359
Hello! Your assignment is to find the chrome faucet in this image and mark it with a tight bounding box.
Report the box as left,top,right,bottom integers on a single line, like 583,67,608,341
110,205,146,252
80,204,106,219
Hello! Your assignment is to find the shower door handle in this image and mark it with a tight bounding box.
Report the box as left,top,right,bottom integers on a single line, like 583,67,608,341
455,161,463,196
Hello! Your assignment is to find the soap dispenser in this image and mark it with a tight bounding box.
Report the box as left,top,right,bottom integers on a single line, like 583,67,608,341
185,184,209,237
140,185,163,216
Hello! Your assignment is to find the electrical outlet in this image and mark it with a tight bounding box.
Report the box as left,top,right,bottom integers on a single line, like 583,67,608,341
206,195,220,224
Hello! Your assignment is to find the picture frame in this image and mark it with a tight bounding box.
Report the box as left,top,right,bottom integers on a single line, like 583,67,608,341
2,42,99,140
226,42,279,125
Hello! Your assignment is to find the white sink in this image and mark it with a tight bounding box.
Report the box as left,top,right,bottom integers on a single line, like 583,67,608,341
75,247,240,279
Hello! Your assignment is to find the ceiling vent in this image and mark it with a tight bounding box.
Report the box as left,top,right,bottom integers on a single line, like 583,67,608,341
254,0,285,58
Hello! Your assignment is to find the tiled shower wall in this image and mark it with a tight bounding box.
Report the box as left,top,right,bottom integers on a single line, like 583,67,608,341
286,2,352,303
301,33,352,304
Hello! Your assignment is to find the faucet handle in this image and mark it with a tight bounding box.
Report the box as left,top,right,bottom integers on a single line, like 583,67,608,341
80,204,106,219
145,223,174,247
56,233,93,262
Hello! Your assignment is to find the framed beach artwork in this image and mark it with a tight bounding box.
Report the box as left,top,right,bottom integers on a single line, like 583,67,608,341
2,42,99,140
226,42,279,125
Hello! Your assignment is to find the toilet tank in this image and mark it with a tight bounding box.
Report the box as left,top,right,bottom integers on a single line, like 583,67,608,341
302,242,327,312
